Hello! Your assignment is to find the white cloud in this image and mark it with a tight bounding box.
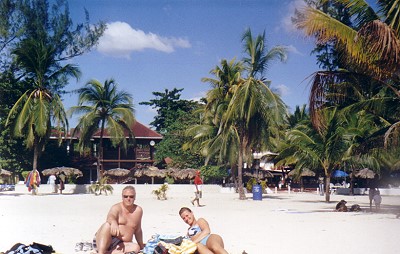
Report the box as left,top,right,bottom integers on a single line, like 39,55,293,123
274,84,290,96
97,21,191,58
280,0,307,33
286,44,303,56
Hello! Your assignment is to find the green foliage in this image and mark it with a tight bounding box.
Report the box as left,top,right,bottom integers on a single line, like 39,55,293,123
69,78,135,181
1,0,105,173
142,89,204,169
200,165,228,183
152,183,169,200
89,176,113,195
139,88,198,133
164,176,175,184
246,178,267,193
21,171,30,180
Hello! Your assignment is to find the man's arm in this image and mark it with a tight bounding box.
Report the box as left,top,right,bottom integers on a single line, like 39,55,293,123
106,205,120,236
134,207,144,249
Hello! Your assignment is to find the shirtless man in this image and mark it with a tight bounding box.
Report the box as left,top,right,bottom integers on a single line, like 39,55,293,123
94,186,144,254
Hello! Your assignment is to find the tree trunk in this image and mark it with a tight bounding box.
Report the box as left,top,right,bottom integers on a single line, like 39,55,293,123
325,176,331,202
97,120,106,181
237,147,246,200
33,142,39,171
350,171,354,195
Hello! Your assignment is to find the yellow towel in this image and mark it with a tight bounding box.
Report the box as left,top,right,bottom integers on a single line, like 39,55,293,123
160,239,197,254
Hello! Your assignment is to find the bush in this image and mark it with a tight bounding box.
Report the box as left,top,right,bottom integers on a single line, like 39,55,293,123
89,176,113,195
246,178,268,193
152,183,169,200
200,165,229,183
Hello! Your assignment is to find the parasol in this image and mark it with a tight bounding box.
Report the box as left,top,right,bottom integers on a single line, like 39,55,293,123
331,170,348,178
0,169,12,176
42,166,83,177
288,168,316,177
169,168,198,180
354,168,376,179
104,168,131,177
133,168,166,178
244,169,274,179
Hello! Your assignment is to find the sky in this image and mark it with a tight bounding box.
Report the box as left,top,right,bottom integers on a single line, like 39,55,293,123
64,0,318,128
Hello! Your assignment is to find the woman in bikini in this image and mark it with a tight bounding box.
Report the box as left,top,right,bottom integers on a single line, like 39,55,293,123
179,207,228,254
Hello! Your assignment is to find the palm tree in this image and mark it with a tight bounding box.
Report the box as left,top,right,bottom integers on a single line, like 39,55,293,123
69,78,135,181
185,59,242,186
241,28,287,80
6,38,81,171
225,29,287,199
294,0,400,146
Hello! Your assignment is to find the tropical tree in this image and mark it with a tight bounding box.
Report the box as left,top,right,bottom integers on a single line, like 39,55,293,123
293,0,400,147
69,79,135,181
1,0,105,173
139,88,197,133
186,29,288,200
185,59,243,186
277,106,382,201
6,38,80,172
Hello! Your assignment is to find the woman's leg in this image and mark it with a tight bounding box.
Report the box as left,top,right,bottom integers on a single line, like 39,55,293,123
206,234,228,254
196,243,213,254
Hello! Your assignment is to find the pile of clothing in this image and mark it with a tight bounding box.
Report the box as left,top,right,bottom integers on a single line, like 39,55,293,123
142,234,197,254
2,242,55,254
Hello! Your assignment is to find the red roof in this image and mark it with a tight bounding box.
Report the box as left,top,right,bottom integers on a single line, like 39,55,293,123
92,121,162,139
54,121,162,140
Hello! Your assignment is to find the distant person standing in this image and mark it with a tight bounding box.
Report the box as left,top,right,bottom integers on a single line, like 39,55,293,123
373,189,382,211
191,171,203,207
25,169,41,195
58,171,66,194
318,176,324,196
47,174,57,193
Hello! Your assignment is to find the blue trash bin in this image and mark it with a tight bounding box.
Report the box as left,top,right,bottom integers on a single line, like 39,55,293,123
252,184,262,200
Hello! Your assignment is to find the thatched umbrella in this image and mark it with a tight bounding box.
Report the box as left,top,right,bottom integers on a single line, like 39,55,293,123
42,166,83,178
288,168,316,178
288,168,316,192
170,168,198,180
104,168,130,177
0,169,12,176
244,169,274,179
354,168,376,179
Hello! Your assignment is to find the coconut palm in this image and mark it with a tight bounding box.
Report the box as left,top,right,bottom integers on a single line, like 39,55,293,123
185,59,242,185
294,0,400,146
69,79,135,181
6,38,80,171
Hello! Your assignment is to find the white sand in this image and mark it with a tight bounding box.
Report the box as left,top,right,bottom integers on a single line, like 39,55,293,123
1,184,399,254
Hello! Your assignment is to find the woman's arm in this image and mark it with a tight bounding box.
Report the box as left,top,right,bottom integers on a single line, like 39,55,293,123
190,218,211,243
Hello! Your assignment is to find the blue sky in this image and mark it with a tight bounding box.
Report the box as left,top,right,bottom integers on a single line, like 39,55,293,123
65,0,317,127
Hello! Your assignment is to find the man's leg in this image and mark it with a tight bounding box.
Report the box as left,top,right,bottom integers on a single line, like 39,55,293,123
95,223,112,254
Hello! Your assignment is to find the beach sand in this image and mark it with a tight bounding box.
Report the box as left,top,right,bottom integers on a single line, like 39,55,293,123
0,184,399,254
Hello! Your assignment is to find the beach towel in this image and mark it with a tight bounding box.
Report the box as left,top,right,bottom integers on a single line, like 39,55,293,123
4,242,54,254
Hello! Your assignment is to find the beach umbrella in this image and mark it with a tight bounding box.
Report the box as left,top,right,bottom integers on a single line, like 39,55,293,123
0,169,12,176
244,169,273,179
288,168,316,178
169,168,198,180
331,170,349,178
42,166,83,177
104,168,130,177
354,168,376,179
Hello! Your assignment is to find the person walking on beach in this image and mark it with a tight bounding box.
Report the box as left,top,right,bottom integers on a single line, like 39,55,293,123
179,207,228,254
93,185,144,254
191,171,203,207
25,169,41,195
